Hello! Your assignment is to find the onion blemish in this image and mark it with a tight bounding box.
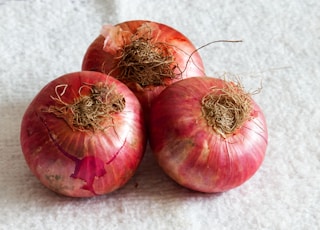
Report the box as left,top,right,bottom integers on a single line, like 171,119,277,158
201,81,252,138
46,83,126,132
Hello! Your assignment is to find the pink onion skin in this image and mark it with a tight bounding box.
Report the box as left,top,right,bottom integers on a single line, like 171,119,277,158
149,77,268,193
20,71,146,197
81,20,205,117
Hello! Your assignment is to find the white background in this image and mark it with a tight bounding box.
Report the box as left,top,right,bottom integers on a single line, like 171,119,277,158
0,0,319,229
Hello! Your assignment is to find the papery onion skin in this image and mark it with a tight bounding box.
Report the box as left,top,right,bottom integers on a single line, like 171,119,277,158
20,71,146,197
149,77,268,193
81,20,205,116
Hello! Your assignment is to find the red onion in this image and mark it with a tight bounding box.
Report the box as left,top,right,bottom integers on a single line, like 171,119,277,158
149,77,268,193
20,71,146,197
82,20,205,117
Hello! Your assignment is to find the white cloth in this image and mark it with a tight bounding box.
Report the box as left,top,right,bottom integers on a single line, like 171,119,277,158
0,0,319,229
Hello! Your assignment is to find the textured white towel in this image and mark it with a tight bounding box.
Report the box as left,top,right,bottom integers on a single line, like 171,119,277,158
0,0,319,229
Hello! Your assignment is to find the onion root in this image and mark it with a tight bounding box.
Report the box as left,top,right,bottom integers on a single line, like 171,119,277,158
46,83,126,132
201,81,252,138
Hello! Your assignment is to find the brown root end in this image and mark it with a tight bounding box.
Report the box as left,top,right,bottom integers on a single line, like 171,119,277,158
201,81,252,138
114,30,178,88
46,83,125,132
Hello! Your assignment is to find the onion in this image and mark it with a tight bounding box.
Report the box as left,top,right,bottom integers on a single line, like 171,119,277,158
82,20,205,118
20,71,146,197
149,77,268,193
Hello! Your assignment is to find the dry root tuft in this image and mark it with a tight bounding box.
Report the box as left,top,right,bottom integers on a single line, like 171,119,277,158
201,81,252,138
114,29,179,88
46,83,125,132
